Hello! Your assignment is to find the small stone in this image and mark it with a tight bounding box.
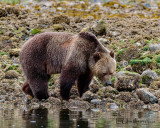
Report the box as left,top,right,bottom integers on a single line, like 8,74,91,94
91,99,101,105
80,27,89,32
5,70,19,79
105,86,118,94
52,15,70,24
108,103,118,110
136,42,141,47
91,20,106,36
150,104,160,111
118,92,132,102
82,91,94,101
148,44,160,52
98,38,108,44
141,69,157,85
150,80,160,90
136,88,158,104
89,84,99,93
52,24,64,31
51,88,60,98
154,90,160,99
110,31,120,36
119,61,128,67
9,48,20,57
115,71,141,91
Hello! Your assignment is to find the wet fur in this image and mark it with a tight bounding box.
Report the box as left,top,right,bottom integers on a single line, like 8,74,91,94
20,32,112,100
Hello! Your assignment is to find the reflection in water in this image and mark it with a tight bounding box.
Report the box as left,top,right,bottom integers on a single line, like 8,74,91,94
0,107,160,128
59,109,89,128
22,108,48,128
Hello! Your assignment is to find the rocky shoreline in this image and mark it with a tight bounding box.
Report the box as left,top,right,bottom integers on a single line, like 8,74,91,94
0,0,160,110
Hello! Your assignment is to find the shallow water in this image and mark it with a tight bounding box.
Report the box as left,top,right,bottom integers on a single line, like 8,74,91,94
0,107,160,128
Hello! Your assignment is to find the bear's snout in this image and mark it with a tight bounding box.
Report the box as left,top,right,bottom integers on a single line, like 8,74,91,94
105,81,112,86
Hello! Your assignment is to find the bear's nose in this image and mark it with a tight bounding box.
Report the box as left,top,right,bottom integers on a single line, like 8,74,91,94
105,81,111,86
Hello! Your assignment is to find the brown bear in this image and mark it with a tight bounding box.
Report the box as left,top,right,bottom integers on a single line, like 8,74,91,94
20,32,116,100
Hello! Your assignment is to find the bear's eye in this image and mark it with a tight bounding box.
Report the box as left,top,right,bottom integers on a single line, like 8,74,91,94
103,73,107,76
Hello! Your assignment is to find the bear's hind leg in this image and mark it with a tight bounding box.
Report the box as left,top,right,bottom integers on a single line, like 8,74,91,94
27,67,50,100
22,81,34,97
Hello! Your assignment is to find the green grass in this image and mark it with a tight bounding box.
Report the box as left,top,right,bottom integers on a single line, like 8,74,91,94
116,49,125,61
0,52,8,55
30,28,41,35
153,69,160,75
111,76,116,83
130,57,152,66
1,0,21,4
154,54,160,63
143,46,148,51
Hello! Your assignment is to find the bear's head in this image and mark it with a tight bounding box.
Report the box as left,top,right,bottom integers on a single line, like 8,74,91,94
89,51,116,86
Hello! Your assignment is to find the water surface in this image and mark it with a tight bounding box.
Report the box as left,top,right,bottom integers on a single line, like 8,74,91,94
0,107,160,128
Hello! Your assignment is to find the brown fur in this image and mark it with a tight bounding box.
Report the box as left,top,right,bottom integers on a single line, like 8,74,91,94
20,32,116,100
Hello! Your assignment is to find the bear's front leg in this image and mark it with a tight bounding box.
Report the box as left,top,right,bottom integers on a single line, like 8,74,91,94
60,64,80,100
77,70,93,97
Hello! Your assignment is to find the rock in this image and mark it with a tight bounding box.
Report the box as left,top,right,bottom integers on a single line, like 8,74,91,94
89,84,99,93
5,70,19,79
142,3,151,9
119,61,128,67
102,98,114,103
98,38,108,44
66,100,89,110
150,104,160,111
130,58,157,74
107,103,118,110
116,46,140,62
52,15,70,24
90,99,101,105
124,65,132,71
9,48,20,57
1,55,9,60
51,88,60,98
110,31,120,36
115,71,141,91
150,80,160,90
70,86,79,99
105,86,118,94
91,20,106,36
154,90,160,99
47,97,61,105
52,24,64,30
96,87,105,98
148,44,160,52
129,100,144,108
118,92,132,102
82,91,94,101
0,69,5,79
141,69,157,85
136,88,158,104
80,27,89,32
136,42,141,47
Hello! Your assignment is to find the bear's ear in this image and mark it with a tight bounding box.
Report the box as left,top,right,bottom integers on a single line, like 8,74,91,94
110,51,115,58
93,52,101,62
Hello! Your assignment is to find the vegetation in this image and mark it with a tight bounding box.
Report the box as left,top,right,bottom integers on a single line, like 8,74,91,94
154,54,160,63
0,52,7,56
30,28,41,35
116,49,125,61
130,57,152,66
1,0,21,4
143,46,148,51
